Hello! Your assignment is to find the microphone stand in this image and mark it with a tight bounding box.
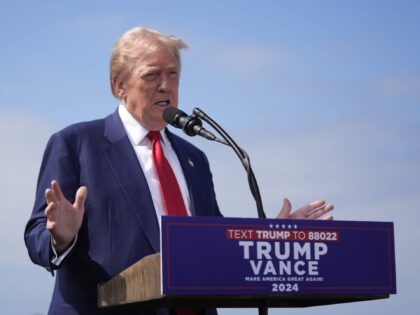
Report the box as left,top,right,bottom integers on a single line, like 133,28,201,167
192,108,268,315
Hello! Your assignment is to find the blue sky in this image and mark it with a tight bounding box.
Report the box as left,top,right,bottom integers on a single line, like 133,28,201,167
1,1,419,314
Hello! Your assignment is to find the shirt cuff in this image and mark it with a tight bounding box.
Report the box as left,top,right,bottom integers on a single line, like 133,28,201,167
51,234,78,266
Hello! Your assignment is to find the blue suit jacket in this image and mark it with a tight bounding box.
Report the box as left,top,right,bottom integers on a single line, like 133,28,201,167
24,110,221,315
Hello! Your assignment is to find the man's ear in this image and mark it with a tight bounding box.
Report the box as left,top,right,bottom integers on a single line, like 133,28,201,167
112,76,126,99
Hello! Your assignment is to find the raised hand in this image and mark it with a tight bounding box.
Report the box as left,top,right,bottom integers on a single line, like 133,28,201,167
276,198,333,220
44,180,87,253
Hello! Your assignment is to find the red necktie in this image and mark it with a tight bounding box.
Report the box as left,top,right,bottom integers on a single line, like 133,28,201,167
148,132,198,315
148,131,188,216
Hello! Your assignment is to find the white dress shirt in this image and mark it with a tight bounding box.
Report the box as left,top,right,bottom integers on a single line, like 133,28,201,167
118,104,192,226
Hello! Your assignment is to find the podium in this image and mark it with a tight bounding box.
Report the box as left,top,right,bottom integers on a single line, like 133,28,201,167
98,216,396,312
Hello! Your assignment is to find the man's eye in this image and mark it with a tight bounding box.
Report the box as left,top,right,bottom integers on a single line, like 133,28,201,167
142,73,158,81
168,71,178,77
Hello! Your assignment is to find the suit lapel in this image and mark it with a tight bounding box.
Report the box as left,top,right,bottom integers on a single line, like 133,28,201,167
103,111,160,252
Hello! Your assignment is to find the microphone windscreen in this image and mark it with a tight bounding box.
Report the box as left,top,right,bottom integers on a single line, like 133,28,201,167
163,107,183,125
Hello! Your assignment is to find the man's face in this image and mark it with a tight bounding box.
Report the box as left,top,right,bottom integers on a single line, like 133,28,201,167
120,48,180,131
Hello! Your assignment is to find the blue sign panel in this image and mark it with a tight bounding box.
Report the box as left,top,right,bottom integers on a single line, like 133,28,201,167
161,216,396,296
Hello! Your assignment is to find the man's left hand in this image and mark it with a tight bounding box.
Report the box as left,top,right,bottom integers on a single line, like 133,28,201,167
276,198,333,220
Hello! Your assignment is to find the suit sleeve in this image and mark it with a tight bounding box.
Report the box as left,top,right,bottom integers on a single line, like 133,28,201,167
24,131,81,272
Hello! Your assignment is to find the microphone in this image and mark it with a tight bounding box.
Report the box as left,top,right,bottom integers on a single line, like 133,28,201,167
163,107,217,140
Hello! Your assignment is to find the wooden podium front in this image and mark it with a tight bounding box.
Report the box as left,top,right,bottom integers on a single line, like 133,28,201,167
98,216,396,312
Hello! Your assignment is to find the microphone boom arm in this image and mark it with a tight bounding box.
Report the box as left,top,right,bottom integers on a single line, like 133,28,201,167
193,108,266,219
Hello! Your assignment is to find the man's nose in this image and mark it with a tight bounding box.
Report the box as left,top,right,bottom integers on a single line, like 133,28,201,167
157,75,169,92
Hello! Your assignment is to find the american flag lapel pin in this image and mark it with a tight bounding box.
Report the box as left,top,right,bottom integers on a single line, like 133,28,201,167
188,158,194,167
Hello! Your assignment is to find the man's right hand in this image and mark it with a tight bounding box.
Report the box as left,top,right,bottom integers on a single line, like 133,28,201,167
44,180,87,254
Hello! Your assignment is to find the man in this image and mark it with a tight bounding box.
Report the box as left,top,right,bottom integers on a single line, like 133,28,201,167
25,27,333,315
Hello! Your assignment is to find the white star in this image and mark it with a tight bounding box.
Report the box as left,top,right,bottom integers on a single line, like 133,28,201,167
294,224,298,229
288,224,292,229
269,224,273,229
282,224,286,229
275,224,280,229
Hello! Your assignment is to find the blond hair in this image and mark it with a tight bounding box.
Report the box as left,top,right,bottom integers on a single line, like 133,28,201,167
109,27,188,98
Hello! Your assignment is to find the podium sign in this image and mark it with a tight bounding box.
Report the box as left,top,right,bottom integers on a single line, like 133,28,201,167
161,216,396,296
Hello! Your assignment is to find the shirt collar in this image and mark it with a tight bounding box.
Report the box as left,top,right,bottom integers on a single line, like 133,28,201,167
118,104,167,145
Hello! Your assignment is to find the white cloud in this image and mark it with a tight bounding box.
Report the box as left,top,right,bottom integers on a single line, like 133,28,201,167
203,119,418,220
0,108,56,313
211,44,294,77
0,108,57,264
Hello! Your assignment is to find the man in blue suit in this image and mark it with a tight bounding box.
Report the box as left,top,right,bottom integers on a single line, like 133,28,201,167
25,27,333,315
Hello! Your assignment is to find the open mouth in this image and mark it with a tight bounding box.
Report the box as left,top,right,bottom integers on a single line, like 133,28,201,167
154,100,170,107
